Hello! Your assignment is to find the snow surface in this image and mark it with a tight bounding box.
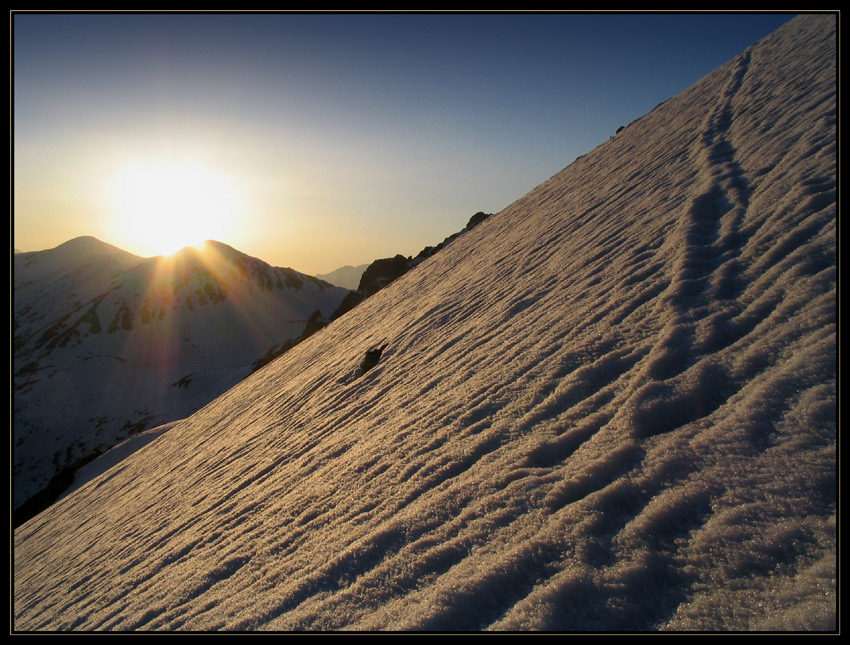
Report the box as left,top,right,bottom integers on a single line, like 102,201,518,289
13,15,836,632
55,421,181,502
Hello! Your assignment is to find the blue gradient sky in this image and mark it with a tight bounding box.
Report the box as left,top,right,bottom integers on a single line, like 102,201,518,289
13,12,795,274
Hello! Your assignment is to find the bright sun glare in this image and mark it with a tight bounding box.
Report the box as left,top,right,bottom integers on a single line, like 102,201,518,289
106,160,241,257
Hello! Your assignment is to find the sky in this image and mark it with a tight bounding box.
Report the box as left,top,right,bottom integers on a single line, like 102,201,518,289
12,11,796,275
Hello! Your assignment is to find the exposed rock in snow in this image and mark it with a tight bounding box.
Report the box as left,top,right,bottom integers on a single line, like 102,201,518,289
359,343,388,374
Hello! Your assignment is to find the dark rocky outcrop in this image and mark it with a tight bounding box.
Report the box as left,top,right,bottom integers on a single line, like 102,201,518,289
359,343,387,374
330,211,493,321
358,255,412,296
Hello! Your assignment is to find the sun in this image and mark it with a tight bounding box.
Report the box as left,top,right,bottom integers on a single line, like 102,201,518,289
105,160,241,257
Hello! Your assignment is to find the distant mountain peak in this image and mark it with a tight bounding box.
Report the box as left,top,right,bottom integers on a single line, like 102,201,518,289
54,235,141,257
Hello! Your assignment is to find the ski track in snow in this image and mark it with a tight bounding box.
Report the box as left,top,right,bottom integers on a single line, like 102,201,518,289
14,16,836,632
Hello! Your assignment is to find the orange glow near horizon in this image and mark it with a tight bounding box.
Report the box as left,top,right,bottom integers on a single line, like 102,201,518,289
104,160,243,257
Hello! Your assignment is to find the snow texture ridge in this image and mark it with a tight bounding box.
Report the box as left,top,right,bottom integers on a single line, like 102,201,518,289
13,15,836,632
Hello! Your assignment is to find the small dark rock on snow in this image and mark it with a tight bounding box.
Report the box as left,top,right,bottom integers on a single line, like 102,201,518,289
360,344,387,373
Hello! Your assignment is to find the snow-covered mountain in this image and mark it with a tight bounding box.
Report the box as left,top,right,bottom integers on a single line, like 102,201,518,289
13,238,350,518
14,14,835,632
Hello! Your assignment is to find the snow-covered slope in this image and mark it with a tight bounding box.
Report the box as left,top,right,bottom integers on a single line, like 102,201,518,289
14,15,835,631
13,239,349,513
